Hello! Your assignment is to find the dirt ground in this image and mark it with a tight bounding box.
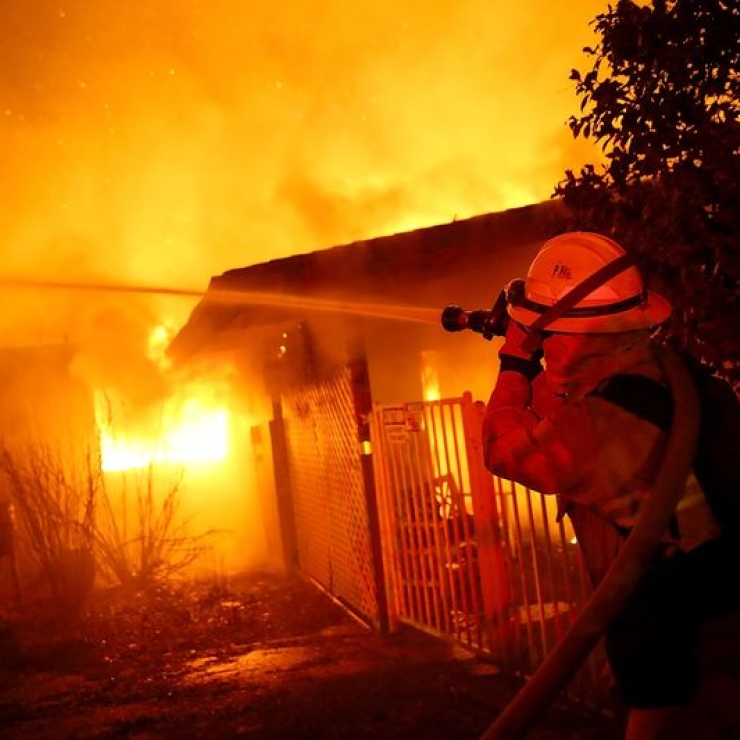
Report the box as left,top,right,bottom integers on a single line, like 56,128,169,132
0,570,730,740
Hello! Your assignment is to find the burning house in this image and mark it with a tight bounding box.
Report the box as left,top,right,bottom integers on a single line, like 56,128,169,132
162,199,626,706
0,0,605,636
166,199,596,674
0,200,606,706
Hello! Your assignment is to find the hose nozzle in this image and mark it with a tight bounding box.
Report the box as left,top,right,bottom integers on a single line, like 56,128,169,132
441,290,510,341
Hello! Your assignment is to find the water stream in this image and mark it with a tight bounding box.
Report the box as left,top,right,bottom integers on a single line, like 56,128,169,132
0,275,442,325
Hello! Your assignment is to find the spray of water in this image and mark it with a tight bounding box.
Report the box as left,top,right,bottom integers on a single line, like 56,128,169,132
0,275,441,325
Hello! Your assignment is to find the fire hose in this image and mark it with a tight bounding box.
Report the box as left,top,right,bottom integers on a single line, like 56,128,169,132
478,342,700,739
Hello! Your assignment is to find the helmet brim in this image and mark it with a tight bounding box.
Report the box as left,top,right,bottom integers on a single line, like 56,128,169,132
507,290,672,334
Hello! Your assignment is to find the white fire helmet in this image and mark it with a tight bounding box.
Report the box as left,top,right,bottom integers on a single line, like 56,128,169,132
507,232,672,333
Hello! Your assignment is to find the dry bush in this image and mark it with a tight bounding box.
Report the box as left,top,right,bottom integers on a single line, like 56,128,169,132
0,436,217,617
95,465,215,591
0,440,98,616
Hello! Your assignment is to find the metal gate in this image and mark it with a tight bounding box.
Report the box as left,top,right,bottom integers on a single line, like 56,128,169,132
281,364,383,628
370,393,608,706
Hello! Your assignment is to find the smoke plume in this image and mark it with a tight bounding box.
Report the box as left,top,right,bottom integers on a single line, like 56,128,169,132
0,0,604,376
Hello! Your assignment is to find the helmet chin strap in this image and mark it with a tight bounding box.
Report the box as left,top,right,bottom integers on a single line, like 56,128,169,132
520,253,634,353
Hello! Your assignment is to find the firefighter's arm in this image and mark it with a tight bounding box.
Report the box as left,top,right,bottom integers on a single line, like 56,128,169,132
482,323,591,494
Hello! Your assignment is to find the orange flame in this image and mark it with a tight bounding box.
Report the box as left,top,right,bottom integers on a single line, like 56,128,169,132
96,391,229,473
95,324,230,472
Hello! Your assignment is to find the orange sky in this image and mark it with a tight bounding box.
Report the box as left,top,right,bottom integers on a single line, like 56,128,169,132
0,0,607,347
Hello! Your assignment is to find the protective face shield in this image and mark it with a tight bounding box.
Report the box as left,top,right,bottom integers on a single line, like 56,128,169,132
507,232,672,334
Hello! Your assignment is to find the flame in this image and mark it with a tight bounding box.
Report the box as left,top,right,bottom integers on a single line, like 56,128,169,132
96,391,229,473
421,350,441,402
95,324,230,472
147,322,175,369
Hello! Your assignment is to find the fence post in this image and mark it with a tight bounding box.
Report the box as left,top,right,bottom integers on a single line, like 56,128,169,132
462,392,513,655
350,350,390,633
269,397,299,576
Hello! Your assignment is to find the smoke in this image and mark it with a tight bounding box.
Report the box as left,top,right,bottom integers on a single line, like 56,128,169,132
0,0,606,382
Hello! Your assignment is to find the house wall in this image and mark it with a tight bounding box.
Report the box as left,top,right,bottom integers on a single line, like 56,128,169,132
166,202,571,576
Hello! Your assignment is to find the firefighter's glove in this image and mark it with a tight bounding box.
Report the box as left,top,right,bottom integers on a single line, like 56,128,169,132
498,319,543,382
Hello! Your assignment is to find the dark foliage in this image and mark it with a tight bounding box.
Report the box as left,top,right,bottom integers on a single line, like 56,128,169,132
554,0,740,386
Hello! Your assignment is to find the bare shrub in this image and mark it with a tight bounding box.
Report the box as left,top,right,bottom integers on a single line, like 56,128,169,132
0,437,216,614
0,440,98,616
94,465,215,591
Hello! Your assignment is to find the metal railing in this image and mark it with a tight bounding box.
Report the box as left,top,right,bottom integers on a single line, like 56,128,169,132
370,393,608,707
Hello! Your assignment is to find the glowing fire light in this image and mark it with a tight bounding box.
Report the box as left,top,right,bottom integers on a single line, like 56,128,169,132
421,350,441,402
95,324,231,472
148,323,174,369
97,392,229,472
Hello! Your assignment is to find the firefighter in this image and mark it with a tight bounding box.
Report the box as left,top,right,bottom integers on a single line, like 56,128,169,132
482,232,731,739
